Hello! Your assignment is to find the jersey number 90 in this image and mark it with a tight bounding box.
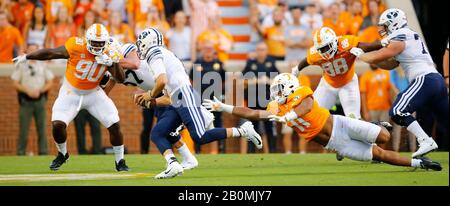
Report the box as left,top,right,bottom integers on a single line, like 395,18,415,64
75,60,107,82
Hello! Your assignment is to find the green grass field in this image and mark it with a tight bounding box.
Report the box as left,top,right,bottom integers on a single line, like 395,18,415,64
0,152,448,186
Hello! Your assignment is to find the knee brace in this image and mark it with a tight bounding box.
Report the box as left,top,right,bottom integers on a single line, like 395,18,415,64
167,133,181,145
391,114,415,127
52,121,67,143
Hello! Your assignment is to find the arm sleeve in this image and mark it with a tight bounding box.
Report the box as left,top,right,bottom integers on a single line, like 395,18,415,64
146,47,163,66
150,58,167,78
64,37,76,56
121,43,137,58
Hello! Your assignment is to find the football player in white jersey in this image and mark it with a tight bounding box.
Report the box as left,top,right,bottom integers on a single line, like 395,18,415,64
100,39,202,170
351,8,448,158
132,28,263,179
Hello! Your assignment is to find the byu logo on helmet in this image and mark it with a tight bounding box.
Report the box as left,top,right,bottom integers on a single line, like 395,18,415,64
136,28,164,60
378,8,407,36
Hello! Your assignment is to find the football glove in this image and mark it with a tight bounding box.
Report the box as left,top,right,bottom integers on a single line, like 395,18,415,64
12,55,27,67
381,38,390,47
268,115,287,123
291,66,300,78
202,96,234,113
350,47,365,57
95,53,113,66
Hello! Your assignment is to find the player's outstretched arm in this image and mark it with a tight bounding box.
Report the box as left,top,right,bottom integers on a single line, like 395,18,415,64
292,58,309,77
202,96,270,121
269,96,313,123
373,58,400,70
26,46,69,60
232,107,272,121
357,41,383,52
13,46,69,66
351,41,402,69
356,41,404,64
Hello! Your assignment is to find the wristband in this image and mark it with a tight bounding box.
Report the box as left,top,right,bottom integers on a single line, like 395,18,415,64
222,104,234,114
149,98,157,108
284,110,298,121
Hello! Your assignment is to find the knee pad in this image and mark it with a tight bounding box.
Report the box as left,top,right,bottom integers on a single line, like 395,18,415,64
391,114,415,127
52,121,67,143
52,121,66,133
167,134,181,144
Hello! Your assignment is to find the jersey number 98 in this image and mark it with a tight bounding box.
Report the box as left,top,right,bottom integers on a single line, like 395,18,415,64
321,58,349,77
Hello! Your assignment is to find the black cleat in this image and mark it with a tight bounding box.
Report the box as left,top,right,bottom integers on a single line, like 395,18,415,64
372,121,393,132
419,156,442,171
49,152,69,171
115,159,130,172
336,153,344,161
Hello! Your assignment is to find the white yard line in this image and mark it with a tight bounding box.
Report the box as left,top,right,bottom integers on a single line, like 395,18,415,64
0,173,154,182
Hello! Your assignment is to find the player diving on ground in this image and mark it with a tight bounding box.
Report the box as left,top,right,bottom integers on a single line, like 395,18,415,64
203,73,442,171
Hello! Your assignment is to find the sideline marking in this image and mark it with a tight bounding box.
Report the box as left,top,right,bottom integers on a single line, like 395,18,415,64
0,173,154,183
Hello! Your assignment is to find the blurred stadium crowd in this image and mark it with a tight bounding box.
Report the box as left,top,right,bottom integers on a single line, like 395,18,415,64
0,0,448,155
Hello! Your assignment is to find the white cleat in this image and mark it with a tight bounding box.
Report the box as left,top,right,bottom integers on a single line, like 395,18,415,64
154,161,184,179
412,138,438,158
181,157,199,170
240,121,263,149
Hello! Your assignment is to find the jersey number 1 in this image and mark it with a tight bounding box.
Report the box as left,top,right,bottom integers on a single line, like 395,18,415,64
75,60,107,82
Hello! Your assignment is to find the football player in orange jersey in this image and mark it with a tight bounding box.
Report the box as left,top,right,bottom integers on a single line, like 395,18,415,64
13,24,129,172
292,27,382,119
203,73,442,171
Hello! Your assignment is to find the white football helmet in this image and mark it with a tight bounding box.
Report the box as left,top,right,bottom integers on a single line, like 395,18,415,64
270,73,300,104
136,28,164,60
313,27,338,60
85,23,109,56
378,8,407,36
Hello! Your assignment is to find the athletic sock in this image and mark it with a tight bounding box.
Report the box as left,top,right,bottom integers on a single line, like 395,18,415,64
112,145,124,163
56,142,67,155
164,153,177,164
232,127,245,137
177,143,194,162
407,121,429,143
411,158,422,168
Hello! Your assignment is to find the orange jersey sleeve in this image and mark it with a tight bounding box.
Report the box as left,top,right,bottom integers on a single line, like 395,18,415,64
64,37,109,90
306,35,359,88
266,100,279,115
298,75,311,87
277,87,330,141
